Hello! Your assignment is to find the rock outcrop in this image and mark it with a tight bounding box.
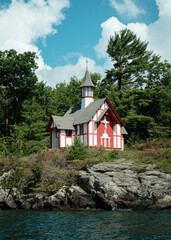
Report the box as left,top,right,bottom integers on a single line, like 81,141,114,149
78,162,171,210
0,162,170,211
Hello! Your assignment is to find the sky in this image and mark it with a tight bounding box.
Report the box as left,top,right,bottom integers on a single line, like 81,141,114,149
0,0,171,88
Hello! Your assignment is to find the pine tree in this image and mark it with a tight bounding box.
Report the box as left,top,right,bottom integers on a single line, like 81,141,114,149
106,28,152,90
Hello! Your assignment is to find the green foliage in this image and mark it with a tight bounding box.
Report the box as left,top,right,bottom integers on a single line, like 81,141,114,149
107,86,171,142
106,28,153,90
27,165,43,190
0,126,24,157
31,165,43,184
106,149,119,159
67,136,87,160
0,49,38,126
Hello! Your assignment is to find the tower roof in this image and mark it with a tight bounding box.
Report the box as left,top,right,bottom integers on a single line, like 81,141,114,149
80,69,95,88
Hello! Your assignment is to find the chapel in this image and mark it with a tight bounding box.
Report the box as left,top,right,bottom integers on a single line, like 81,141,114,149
46,65,127,149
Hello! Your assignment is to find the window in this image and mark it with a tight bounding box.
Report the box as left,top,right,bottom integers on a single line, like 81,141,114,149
80,125,84,134
66,130,72,137
87,87,90,96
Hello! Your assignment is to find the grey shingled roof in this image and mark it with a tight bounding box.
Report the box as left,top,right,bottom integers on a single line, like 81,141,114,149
51,98,127,132
52,115,75,130
80,69,95,88
64,98,106,125
122,127,128,135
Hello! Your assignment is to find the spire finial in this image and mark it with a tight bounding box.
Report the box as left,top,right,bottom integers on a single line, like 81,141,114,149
86,60,88,71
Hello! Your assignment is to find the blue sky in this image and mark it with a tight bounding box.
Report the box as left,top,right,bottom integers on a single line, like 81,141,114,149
0,0,170,87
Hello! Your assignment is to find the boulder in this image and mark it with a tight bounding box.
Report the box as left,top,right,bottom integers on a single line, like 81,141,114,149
0,188,18,209
45,187,68,209
67,185,95,209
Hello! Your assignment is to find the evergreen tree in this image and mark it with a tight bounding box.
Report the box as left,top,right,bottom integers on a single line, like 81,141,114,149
0,49,38,127
106,28,152,90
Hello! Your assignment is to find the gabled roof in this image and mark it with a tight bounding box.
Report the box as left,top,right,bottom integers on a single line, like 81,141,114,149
65,98,105,125
80,69,95,88
105,98,125,127
47,97,126,131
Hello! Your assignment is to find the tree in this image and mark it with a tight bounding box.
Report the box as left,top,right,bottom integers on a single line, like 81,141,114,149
106,28,152,90
0,49,38,127
67,76,82,107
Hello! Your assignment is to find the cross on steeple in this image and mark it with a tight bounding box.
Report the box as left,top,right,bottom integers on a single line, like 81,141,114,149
86,60,88,71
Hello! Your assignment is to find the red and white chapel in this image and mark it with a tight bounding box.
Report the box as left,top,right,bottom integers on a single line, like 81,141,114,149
46,66,127,150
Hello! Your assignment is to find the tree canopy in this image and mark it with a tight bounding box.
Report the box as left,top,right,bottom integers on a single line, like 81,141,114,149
0,49,38,134
106,28,153,90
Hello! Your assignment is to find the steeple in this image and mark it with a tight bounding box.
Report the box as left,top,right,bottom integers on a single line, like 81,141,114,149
80,61,95,109
80,61,95,88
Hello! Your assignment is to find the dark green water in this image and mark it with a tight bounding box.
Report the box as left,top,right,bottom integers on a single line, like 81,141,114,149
0,210,170,240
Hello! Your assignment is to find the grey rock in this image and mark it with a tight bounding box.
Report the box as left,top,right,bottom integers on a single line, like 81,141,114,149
68,185,95,209
78,162,171,210
46,187,68,209
5,194,17,209
0,188,18,209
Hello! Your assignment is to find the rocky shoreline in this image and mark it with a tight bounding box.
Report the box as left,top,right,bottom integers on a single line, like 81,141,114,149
0,162,171,211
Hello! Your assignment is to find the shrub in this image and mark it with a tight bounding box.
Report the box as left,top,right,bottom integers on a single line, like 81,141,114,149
106,149,119,159
27,165,43,190
67,136,87,160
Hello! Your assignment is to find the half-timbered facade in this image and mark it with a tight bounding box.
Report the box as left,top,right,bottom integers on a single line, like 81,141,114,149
46,66,127,150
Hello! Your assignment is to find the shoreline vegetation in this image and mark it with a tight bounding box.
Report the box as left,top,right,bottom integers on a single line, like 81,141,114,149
0,138,170,194
0,138,170,211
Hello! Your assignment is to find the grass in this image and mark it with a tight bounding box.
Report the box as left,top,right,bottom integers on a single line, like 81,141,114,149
133,139,171,173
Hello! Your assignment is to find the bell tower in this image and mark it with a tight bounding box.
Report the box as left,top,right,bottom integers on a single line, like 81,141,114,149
80,61,95,109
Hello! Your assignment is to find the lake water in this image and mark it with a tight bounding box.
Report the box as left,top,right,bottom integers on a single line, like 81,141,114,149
0,210,170,240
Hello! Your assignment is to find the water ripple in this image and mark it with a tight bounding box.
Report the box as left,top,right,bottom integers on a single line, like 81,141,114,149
0,210,170,240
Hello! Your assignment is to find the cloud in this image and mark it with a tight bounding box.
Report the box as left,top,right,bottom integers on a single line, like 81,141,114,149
95,0,171,64
94,17,126,59
0,0,70,70
37,56,106,88
109,0,145,18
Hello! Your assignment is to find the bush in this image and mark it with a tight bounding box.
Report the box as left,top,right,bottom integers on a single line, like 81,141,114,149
67,136,87,160
27,165,43,190
106,149,119,159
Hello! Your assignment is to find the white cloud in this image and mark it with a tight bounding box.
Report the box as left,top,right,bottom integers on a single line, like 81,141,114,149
109,0,145,18
94,17,148,60
146,0,171,60
37,56,106,88
94,17,126,59
0,0,70,70
95,0,171,64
